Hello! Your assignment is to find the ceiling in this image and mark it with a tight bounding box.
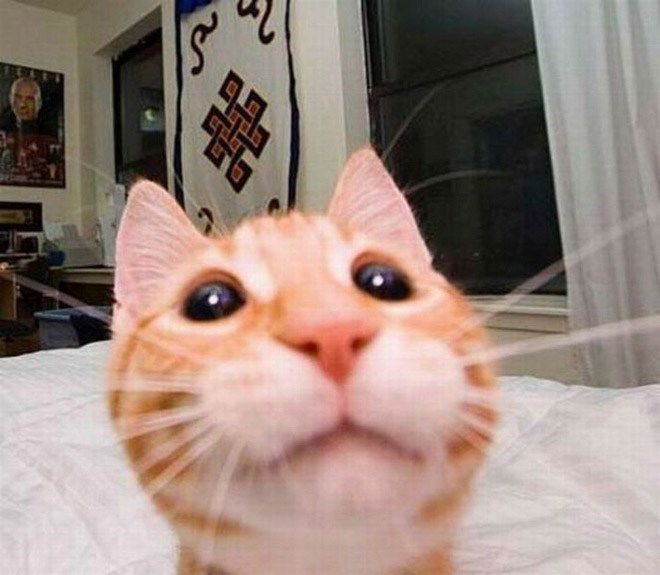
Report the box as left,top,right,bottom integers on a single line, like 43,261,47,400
11,0,91,15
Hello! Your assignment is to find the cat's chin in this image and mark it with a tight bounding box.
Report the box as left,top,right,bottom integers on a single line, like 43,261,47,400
224,425,440,531
249,420,424,475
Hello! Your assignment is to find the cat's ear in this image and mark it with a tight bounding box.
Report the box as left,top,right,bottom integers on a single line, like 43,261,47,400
115,180,207,313
328,148,432,269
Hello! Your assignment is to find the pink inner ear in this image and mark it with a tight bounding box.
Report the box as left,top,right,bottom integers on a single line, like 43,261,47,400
328,148,432,269
114,180,207,314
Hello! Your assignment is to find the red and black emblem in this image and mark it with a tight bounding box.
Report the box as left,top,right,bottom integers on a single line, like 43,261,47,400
202,70,270,193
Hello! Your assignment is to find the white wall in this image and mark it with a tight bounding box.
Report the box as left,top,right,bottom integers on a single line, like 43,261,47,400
75,0,369,226
292,0,369,212
0,0,82,229
76,0,168,237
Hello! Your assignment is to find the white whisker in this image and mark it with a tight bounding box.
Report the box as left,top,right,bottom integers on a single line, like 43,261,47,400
3,273,111,323
112,324,225,367
463,313,660,366
109,375,201,395
143,427,224,498
135,418,215,474
201,439,246,565
260,431,300,496
382,83,446,162
74,154,228,238
162,153,229,237
115,404,207,441
3,272,226,369
446,200,660,346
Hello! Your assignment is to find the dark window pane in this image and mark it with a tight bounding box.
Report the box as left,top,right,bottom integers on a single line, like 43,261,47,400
364,1,565,295
366,0,536,86
113,31,167,188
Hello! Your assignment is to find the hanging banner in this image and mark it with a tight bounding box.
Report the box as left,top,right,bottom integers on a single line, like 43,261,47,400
174,0,299,229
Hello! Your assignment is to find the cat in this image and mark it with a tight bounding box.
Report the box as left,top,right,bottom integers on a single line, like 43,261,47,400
107,148,497,575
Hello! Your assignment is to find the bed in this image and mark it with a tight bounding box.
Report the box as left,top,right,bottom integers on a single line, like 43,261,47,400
1,343,658,574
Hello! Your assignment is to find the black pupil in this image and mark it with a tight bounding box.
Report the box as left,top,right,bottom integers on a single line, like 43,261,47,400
184,282,245,321
353,263,411,301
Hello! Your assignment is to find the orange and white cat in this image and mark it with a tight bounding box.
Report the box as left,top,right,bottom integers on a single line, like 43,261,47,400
108,149,496,575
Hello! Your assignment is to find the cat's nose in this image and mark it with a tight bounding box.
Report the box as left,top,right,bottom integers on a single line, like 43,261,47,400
279,318,378,384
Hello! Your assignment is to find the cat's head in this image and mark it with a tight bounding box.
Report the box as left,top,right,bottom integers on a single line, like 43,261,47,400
108,148,496,537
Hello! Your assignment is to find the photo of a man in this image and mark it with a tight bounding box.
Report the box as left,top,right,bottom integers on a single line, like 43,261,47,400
0,64,64,187
2,77,39,129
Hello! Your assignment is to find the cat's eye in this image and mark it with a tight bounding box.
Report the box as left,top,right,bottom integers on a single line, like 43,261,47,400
353,263,412,301
183,282,245,321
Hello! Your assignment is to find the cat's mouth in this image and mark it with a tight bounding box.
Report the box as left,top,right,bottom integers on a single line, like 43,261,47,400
250,420,423,476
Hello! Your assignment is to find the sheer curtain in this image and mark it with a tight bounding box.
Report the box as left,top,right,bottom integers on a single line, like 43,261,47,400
531,0,660,387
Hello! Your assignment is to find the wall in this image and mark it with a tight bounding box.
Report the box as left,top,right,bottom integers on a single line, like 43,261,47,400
292,0,369,212
0,0,82,229
76,0,166,237
76,0,369,227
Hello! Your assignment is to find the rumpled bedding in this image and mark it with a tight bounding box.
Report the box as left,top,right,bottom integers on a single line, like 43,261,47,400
0,343,658,574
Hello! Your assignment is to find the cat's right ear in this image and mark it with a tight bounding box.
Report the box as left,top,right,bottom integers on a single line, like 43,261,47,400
114,180,207,314
328,148,432,270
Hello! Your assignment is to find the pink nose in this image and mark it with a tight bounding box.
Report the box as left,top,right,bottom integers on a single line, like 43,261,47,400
279,318,378,384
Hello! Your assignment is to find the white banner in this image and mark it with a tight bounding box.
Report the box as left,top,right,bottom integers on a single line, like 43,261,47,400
174,0,299,230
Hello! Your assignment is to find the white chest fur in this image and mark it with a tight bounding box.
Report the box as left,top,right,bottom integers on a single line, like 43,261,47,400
179,523,450,575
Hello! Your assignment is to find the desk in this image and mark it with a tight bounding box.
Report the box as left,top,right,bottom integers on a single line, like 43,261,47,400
0,252,40,263
1,267,115,316
1,255,40,320
60,267,115,306
61,267,114,286
0,263,61,320
0,269,17,319
0,266,44,356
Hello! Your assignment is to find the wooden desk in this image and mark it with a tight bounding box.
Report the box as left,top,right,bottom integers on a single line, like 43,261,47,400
61,267,115,286
59,267,115,306
0,267,44,356
0,269,17,319
1,267,115,315
1,264,62,320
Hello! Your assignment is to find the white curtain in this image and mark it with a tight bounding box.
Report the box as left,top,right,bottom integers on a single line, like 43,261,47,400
531,0,660,387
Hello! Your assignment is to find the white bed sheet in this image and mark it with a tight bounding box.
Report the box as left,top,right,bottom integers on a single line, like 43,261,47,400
0,343,658,574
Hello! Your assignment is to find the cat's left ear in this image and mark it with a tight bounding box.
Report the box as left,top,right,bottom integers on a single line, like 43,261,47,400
328,148,432,269
114,180,208,314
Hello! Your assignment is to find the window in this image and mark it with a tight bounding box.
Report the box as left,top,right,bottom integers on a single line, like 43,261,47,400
113,29,167,188
363,0,565,295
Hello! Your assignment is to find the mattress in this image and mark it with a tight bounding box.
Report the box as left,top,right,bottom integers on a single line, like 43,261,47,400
1,343,658,574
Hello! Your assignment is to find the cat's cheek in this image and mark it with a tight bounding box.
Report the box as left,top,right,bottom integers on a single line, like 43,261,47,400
196,341,342,464
348,328,469,457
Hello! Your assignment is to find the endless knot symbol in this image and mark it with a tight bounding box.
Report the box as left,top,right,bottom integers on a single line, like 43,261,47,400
202,70,270,193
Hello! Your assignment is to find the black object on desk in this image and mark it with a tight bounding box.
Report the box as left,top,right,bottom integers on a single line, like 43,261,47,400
0,201,43,253
0,319,34,341
70,310,111,345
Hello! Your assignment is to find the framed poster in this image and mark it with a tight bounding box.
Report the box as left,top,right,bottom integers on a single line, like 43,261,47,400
0,62,65,188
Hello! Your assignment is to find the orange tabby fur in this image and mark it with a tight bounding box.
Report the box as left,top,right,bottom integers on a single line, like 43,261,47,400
108,149,496,575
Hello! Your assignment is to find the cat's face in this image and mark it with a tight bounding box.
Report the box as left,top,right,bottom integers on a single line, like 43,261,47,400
108,149,496,539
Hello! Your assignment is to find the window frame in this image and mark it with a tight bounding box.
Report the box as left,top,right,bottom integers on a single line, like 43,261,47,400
360,0,565,296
